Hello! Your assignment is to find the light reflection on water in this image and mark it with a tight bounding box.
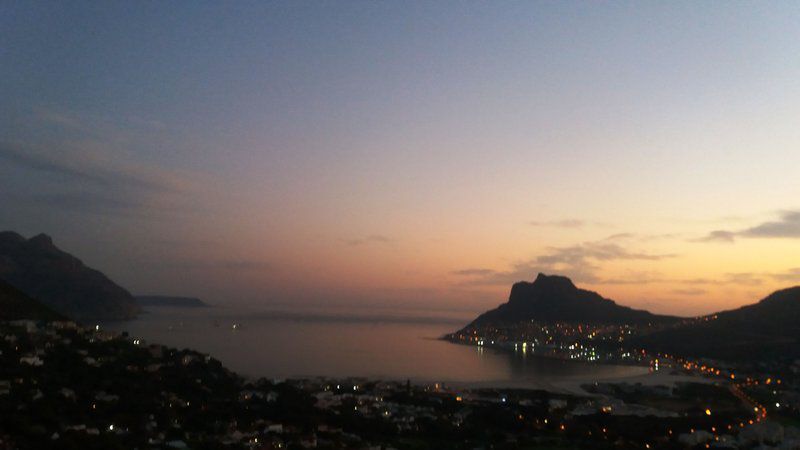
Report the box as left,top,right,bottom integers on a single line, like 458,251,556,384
103,305,646,386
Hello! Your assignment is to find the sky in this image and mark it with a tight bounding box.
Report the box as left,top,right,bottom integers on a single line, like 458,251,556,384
2,1,800,317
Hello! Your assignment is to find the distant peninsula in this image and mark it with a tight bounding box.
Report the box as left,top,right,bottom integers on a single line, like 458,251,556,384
135,295,209,308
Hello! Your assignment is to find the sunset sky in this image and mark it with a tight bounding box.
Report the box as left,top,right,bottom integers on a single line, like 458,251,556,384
2,2,800,317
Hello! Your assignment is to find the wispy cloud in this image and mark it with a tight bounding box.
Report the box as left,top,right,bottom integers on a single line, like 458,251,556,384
453,240,675,285
604,232,636,240
159,259,273,271
342,235,396,247
217,260,273,271
0,106,209,219
0,142,191,194
451,268,496,276
36,109,85,129
671,288,707,296
529,219,586,228
454,254,800,290
34,107,167,141
721,272,764,286
599,270,668,284
32,192,141,216
677,273,764,286
767,268,800,283
695,210,800,242
604,232,683,242
695,230,737,243
1,140,202,218
528,219,616,229
742,211,800,238
540,242,675,263
678,269,800,287
1,143,112,186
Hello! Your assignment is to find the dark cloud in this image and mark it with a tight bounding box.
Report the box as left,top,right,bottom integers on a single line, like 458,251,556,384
696,211,800,242
1,141,201,218
0,142,186,193
451,260,574,286
742,211,800,238
0,144,109,185
342,235,395,246
694,230,737,243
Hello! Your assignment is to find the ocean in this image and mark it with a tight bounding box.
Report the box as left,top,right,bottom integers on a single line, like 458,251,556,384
102,304,647,387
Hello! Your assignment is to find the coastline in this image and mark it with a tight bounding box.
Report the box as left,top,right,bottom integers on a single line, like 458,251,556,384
102,307,710,397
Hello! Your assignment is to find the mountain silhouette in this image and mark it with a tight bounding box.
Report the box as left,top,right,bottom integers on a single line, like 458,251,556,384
462,273,678,329
635,286,800,361
135,295,208,308
0,231,139,320
0,278,65,321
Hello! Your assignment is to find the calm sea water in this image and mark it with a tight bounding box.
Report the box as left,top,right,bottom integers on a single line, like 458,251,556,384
102,305,646,387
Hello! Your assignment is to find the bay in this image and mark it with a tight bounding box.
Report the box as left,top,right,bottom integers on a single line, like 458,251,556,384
102,305,647,387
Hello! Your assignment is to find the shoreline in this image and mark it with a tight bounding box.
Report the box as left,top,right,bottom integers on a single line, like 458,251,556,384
116,325,662,395
102,310,707,396
440,334,651,368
